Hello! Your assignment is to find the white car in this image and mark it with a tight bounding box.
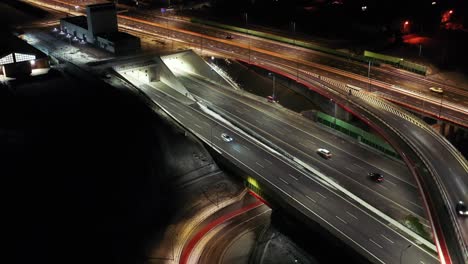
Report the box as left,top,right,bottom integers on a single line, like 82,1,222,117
221,133,233,142
317,148,332,159
429,87,443,94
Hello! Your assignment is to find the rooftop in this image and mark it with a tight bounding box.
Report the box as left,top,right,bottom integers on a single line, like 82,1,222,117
0,33,47,62
97,31,139,42
61,16,88,30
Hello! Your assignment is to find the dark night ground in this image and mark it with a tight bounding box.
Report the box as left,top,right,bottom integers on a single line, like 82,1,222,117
1,70,174,264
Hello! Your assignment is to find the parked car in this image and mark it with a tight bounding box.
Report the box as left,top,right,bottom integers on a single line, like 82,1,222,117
317,148,332,159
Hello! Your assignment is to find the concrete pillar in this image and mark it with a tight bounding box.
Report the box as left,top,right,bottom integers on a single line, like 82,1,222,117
447,124,455,139
439,121,446,136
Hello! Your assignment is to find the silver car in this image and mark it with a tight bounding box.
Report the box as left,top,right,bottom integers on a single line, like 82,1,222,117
221,133,233,142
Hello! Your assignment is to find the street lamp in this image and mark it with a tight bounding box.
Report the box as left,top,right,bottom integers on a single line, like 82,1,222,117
400,244,412,264
244,12,251,63
268,72,276,101
438,93,444,118
330,98,337,126
367,60,372,92
291,21,299,81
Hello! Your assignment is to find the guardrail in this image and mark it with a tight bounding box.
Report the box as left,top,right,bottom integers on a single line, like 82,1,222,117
316,75,468,262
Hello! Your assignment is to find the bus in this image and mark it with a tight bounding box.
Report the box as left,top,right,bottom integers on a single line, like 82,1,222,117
346,84,362,91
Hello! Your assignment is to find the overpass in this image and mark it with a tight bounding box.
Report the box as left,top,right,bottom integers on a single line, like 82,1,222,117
92,50,466,263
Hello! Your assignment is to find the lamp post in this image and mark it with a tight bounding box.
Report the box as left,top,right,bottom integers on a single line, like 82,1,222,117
330,98,337,126
400,244,412,264
367,60,372,92
438,93,444,118
244,12,251,63
268,72,276,101
291,21,298,81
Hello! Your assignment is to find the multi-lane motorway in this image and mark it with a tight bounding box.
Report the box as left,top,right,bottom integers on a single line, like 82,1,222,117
21,1,468,263
117,68,439,264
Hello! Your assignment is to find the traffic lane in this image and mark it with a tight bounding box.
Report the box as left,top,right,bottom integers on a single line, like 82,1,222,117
178,74,422,194
289,173,439,264
175,75,427,221
138,82,438,264
118,14,466,123
198,204,271,264
353,100,467,264
364,101,468,258
270,163,438,263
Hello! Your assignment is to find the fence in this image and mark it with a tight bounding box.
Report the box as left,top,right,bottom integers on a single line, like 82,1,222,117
316,111,401,159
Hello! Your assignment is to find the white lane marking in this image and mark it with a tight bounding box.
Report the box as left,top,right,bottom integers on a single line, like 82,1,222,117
420,261,425,264
186,111,193,116
408,200,424,209
336,215,348,224
213,136,221,141
194,124,202,129
380,234,394,244
346,211,358,220
369,238,383,249
378,184,389,190
264,158,272,164
345,167,354,172
353,163,364,169
279,177,289,185
169,102,176,107
288,173,299,181
234,148,241,153
385,179,397,186
243,145,251,151
255,162,264,168
305,195,316,203
316,192,327,199
308,140,316,145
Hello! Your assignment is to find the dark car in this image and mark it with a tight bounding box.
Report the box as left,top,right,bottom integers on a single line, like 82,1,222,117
456,201,468,216
225,34,233,39
369,172,384,183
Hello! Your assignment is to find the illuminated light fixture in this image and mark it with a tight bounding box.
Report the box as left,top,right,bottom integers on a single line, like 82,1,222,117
449,10,453,14
0,54,14,65
247,176,260,189
361,6,367,11
432,1,436,5
30,60,35,65
404,21,409,25
14,53,36,63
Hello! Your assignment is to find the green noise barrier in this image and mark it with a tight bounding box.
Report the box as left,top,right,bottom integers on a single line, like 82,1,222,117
190,18,375,65
364,50,427,76
316,111,401,159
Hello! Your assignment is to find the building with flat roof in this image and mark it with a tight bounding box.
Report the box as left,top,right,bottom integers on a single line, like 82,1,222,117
86,3,118,37
0,34,49,79
59,3,140,54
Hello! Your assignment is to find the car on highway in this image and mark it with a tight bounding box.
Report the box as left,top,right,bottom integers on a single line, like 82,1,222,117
429,87,443,94
221,133,233,142
225,34,233,40
317,148,332,159
456,201,468,216
369,172,384,183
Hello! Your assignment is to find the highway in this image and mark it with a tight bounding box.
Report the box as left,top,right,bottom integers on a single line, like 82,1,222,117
112,66,439,264
173,68,428,223
28,0,468,125
195,203,271,264
122,8,468,126
21,1,468,262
